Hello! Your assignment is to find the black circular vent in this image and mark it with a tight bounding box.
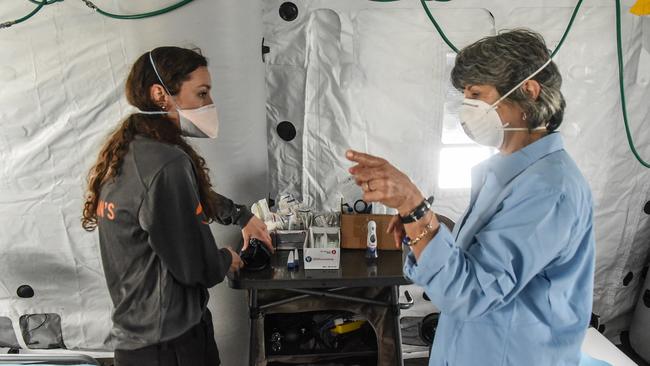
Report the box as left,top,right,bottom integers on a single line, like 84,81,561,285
279,2,298,22
17,285,34,298
277,121,297,141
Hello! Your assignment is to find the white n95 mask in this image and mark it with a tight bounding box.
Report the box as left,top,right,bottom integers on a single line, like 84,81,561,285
146,52,220,139
458,57,554,148
459,98,512,148
177,104,219,139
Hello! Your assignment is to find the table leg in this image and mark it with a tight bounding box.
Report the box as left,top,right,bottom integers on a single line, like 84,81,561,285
249,289,259,366
391,285,404,366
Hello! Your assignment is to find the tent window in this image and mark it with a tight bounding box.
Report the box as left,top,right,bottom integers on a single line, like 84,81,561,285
438,52,494,189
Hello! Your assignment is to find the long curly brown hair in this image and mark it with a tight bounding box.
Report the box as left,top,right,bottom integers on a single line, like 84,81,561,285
82,47,219,231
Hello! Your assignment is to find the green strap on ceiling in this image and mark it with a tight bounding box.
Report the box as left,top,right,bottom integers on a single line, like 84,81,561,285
419,0,459,52
419,0,648,169
80,0,194,20
1,0,194,28
3,0,649,168
615,0,650,168
1,0,48,29
418,0,584,57
551,0,585,57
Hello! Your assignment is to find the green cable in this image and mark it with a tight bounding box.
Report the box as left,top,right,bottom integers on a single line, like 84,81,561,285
551,0,584,58
615,0,650,168
419,0,458,53
0,0,46,29
420,0,583,56
80,0,195,20
28,0,62,4
2,0,195,29
4,0,647,168
419,0,647,168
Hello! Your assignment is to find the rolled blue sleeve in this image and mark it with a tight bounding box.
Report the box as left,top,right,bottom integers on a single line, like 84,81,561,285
404,188,575,320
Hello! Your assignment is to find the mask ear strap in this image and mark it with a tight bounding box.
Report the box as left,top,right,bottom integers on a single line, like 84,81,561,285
137,110,168,115
502,126,549,132
149,51,173,97
491,57,554,108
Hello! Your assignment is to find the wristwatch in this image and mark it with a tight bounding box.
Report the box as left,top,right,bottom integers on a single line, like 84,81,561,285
400,196,434,224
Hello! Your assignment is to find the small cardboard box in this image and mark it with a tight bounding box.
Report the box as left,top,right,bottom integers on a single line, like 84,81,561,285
303,227,340,269
340,213,400,251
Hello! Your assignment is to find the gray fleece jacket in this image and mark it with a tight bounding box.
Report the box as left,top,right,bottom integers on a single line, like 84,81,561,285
97,136,253,350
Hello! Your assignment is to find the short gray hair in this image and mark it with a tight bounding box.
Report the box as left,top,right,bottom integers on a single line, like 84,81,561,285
451,29,566,131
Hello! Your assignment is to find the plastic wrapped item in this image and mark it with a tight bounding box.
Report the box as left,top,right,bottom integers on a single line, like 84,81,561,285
312,212,340,228
0,317,19,348
296,210,313,230
265,213,289,231
19,314,65,349
277,194,302,216
251,198,273,222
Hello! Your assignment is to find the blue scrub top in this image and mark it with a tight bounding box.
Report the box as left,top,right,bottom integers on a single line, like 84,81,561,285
405,133,595,366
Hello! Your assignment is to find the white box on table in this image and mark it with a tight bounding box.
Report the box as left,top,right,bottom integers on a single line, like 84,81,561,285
303,226,340,270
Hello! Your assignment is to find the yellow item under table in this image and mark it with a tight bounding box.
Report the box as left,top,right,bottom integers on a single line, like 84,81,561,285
330,320,367,335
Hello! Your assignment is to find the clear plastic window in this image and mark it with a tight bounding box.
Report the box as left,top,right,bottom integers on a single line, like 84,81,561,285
439,52,495,189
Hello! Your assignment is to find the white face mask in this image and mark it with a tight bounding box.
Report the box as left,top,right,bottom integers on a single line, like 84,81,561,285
458,57,553,148
177,104,219,139
143,52,220,139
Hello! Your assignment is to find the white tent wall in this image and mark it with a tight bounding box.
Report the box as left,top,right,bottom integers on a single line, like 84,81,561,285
0,0,649,361
264,0,650,343
0,1,266,363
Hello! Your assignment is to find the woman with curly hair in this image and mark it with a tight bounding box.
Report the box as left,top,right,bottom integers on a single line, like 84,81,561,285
82,46,272,366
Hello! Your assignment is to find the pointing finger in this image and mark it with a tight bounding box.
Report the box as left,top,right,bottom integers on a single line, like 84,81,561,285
346,150,387,168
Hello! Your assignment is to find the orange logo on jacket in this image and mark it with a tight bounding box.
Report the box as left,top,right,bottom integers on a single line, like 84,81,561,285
97,200,116,220
196,203,209,225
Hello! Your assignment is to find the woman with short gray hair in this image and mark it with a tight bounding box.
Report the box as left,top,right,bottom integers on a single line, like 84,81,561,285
452,28,566,134
346,29,594,365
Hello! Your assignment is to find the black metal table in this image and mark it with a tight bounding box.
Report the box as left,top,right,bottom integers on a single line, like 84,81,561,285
228,249,411,366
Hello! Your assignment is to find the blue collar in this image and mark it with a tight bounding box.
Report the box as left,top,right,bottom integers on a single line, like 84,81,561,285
482,133,565,186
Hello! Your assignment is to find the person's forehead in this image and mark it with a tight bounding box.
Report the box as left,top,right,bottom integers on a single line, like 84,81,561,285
184,67,211,87
466,84,496,91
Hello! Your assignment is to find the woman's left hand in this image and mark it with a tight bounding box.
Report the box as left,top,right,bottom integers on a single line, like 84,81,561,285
241,216,274,253
346,150,424,215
